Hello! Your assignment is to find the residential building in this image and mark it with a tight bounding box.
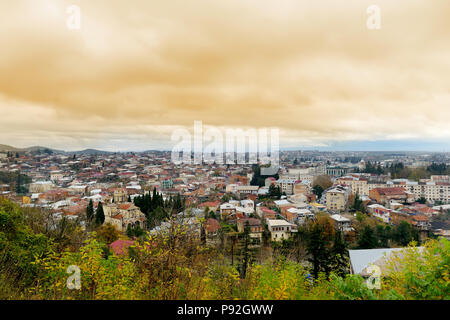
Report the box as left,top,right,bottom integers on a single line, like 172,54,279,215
256,206,277,220
276,178,297,195
367,204,391,223
293,181,309,196
236,185,259,195
266,219,297,241
369,187,414,206
325,185,350,212
219,202,236,220
330,214,353,232
237,217,263,244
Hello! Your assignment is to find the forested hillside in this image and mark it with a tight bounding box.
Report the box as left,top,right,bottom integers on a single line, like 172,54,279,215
0,198,448,300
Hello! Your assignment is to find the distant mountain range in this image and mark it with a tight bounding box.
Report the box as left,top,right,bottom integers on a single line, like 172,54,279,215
1,143,448,155
0,144,63,153
72,149,114,155
0,144,112,155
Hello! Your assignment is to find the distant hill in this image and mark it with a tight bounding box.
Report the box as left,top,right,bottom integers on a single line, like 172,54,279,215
0,144,21,152
72,149,114,155
23,146,64,153
0,144,149,155
0,144,63,154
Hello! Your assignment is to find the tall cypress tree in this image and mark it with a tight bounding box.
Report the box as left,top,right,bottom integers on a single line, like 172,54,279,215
239,221,251,279
152,188,157,208
15,172,22,195
95,202,105,226
86,199,94,224
306,222,329,279
331,230,349,276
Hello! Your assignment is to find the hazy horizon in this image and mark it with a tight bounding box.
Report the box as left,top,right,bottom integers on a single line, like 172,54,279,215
2,139,450,153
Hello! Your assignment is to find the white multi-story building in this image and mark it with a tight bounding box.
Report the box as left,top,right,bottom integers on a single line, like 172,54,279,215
50,170,64,181
335,176,450,204
236,185,259,195
29,181,55,193
266,219,298,241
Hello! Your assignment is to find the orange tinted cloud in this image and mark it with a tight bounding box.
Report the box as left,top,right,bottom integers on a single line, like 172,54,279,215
0,0,450,150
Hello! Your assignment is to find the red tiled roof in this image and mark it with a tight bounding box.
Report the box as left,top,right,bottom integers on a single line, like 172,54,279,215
374,187,406,195
119,203,132,210
412,215,428,222
261,207,276,214
416,207,436,214
198,201,220,208
238,217,261,226
206,218,221,232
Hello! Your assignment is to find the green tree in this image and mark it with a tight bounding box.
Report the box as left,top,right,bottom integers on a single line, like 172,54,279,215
392,221,415,246
357,225,378,249
239,221,251,279
330,230,349,276
416,197,427,204
0,198,50,291
305,217,335,279
96,223,120,244
14,171,28,195
312,185,324,199
268,184,281,199
250,164,278,186
126,224,145,238
306,222,329,279
95,202,105,226
126,224,133,237
375,224,390,247
86,199,94,225
200,207,208,245
352,193,365,212
356,211,366,223
427,162,448,175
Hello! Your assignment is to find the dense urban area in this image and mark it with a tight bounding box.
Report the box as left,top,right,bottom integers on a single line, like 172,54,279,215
0,145,449,299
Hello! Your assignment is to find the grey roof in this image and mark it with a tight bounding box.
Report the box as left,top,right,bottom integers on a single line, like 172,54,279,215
356,247,425,276
348,248,404,275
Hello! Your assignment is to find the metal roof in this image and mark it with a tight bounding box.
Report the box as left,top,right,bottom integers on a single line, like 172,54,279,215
348,248,404,275
348,247,424,275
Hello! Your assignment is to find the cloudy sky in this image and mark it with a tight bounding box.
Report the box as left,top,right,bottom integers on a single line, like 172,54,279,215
1,0,449,151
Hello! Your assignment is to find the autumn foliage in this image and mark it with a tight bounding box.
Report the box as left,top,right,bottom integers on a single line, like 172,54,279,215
0,198,448,300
